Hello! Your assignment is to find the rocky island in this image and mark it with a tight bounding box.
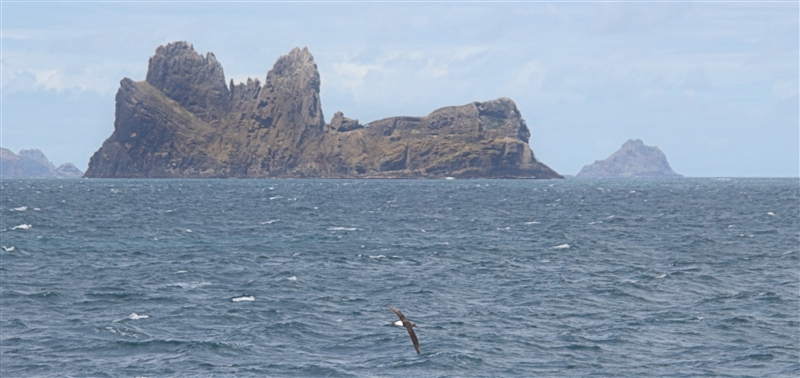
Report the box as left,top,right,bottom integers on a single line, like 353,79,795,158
576,139,682,178
1,148,83,178
84,42,561,179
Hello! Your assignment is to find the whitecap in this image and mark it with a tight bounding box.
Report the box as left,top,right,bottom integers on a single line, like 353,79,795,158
369,255,386,259
232,296,255,302
175,270,187,274
292,252,301,256
767,212,775,216
2,246,14,252
11,206,27,211
552,244,570,250
327,227,359,231
185,229,192,233
129,312,149,320
11,224,31,230
260,219,280,225
169,282,210,289
33,208,41,211
524,221,540,225
655,273,666,279
287,276,297,281
269,196,283,200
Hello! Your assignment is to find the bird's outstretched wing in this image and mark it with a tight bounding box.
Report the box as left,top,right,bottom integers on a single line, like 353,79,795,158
406,324,420,354
388,306,406,321
388,306,420,354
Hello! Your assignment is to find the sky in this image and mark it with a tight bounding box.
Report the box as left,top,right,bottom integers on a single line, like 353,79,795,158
1,1,798,177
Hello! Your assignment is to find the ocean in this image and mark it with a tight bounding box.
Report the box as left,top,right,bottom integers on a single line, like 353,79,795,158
1,178,797,377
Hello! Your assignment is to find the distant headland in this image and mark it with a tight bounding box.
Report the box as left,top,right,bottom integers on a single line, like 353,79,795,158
1,148,83,178
84,41,562,179
576,139,682,178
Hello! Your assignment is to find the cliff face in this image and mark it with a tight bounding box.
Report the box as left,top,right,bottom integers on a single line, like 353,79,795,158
1,148,83,178
576,139,682,178
85,42,561,179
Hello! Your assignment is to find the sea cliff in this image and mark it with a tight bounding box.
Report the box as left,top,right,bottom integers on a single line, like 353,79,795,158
85,42,561,179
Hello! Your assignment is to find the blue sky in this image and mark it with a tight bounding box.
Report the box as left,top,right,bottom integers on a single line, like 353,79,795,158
2,1,798,177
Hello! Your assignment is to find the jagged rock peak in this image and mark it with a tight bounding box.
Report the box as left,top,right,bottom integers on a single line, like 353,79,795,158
18,149,56,171
576,139,682,178
230,77,261,102
474,97,530,143
145,41,229,120
84,41,562,179
1,148,83,178
327,111,363,132
270,47,317,76
266,47,321,93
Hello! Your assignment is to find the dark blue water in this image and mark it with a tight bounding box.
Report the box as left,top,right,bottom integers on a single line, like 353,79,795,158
1,178,798,377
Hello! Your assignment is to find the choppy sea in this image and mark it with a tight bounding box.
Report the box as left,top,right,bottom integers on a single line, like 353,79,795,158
1,178,798,377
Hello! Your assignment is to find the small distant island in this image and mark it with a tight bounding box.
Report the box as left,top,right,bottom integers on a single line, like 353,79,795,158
0,148,83,178
576,139,682,178
84,41,561,179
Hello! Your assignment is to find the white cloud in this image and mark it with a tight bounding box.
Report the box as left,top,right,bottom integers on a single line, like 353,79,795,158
31,69,63,91
331,60,384,92
325,46,490,100
2,61,142,95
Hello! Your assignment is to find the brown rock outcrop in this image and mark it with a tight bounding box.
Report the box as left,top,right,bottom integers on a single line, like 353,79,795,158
85,42,561,179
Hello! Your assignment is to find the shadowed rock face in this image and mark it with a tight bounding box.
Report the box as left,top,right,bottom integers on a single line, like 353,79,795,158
576,139,682,178
85,41,561,179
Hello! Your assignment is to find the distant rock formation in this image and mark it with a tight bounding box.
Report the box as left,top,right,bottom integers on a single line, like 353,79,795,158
84,41,561,179
0,148,84,178
576,139,682,178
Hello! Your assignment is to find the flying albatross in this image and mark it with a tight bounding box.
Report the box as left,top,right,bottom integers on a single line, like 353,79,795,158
388,306,420,355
